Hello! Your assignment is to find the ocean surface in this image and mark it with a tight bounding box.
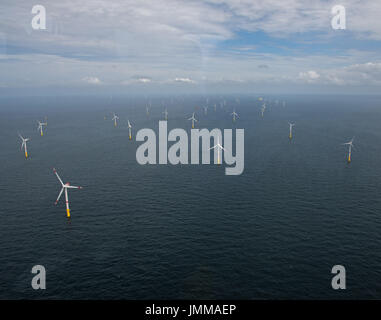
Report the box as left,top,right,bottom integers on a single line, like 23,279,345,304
1,94,381,299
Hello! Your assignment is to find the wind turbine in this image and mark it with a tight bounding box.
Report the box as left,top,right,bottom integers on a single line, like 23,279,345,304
146,105,150,117
209,136,225,165
112,113,119,127
188,112,198,129
204,106,208,115
343,137,354,163
261,103,266,117
231,110,239,122
288,122,295,139
18,133,30,158
127,120,132,140
53,168,83,218
163,108,168,120
37,121,47,136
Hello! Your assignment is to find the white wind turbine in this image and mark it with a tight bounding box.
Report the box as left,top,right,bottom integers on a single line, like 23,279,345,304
163,108,168,120
209,136,226,165
18,133,30,158
112,113,119,127
188,112,198,129
288,122,295,139
37,121,47,136
231,110,239,122
127,119,132,140
261,103,266,117
204,106,208,115
53,168,83,218
343,137,354,163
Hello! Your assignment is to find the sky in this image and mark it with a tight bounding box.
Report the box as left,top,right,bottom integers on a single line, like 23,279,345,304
1,0,381,95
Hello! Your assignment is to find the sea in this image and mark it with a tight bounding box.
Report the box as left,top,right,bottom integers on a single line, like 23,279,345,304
0,94,381,299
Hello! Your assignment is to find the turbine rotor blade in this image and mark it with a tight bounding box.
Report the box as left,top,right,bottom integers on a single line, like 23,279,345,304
55,187,64,204
66,185,83,189
53,168,64,186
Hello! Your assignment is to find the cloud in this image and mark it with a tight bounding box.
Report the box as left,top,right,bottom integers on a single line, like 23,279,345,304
298,62,381,85
132,75,152,83
121,76,152,85
299,70,320,82
173,77,196,84
82,76,102,85
137,78,151,83
1,1,381,92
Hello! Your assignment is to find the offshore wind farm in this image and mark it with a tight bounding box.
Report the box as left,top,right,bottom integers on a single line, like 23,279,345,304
1,93,381,299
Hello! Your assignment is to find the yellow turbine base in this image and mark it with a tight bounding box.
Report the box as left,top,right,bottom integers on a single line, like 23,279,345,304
348,155,351,163
25,151,28,158
66,209,71,218
41,131,43,136
289,134,292,139
129,135,132,140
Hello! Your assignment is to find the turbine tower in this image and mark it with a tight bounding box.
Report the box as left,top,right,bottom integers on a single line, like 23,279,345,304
127,120,132,140
37,121,47,136
209,136,225,165
288,122,295,139
18,133,30,158
53,168,83,218
188,112,198,129
343,137,354,163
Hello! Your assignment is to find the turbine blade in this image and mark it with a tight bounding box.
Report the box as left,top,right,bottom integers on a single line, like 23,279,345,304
55,187,64,204
66,185,82,189
53,168,64,186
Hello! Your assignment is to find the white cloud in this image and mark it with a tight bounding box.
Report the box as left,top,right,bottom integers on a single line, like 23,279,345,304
173,77,196,84
298,62,381,85
299,70,320,82
137,78,151,83
82,76,102,85
1,1,381,92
